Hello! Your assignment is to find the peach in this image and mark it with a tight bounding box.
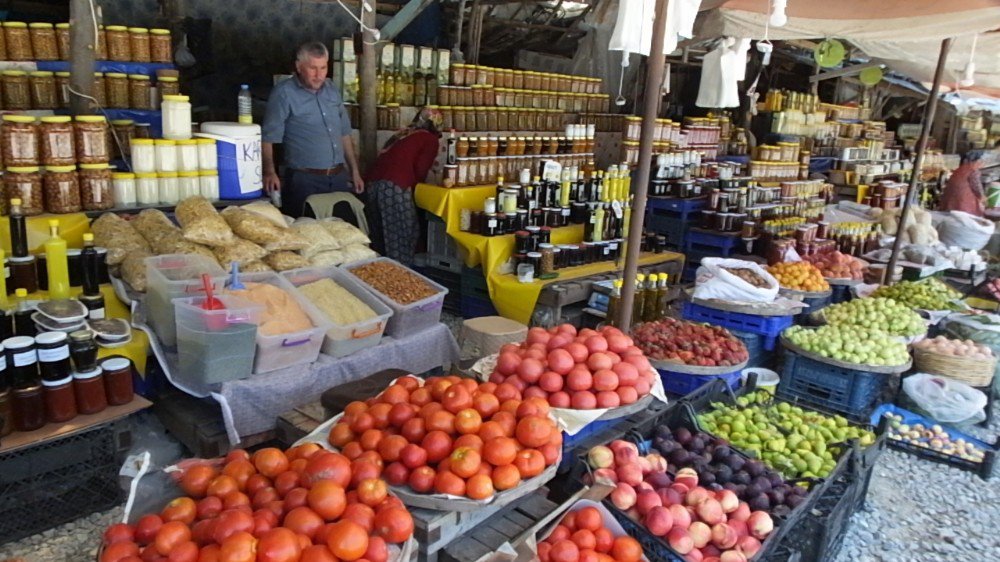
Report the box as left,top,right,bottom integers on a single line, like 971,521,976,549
608,439,637,456
748,511,774,540
658,487,684,507
670,482,691,496
711,523,737,550
720,551,747,562
646,453,668,473
737,536,762,558
675,467,699,490
669,504,692,530
616,464,643,486
587,446,614,469
592,468,618,486
717,490,740,514
688,521,711,549
636,490,663,516
728,519,748,539
696,498,726,526
730,502,751,522
685,549,704,562
614,445,639,466
636,481,654,493
610,483,637,510
643,506,674,537
667,527,694,554
684,487,712,507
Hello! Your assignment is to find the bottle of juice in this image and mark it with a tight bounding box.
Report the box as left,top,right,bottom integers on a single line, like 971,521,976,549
606,279,622,328
656,272,670,319
632,274,645,325
44,219,70,299
642,274,659,322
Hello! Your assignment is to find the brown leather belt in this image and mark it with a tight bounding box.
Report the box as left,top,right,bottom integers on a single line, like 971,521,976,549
297,165,344,176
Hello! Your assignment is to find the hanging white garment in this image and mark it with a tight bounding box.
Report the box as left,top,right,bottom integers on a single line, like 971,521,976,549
696,37,750,108
665,0,703,54
610,0,705,56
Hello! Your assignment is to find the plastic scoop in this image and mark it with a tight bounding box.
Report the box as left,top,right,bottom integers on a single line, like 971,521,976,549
200,274,227,331
228,262,245,290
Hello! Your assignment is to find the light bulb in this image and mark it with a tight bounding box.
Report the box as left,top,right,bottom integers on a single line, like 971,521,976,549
769,12,787,27
960,62,975,87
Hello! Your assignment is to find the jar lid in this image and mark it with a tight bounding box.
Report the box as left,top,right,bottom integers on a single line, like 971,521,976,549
29,22,53,29
526,252,542,258
128,27,149,33
55,71,70,77
73,367,103,380
2,21,27,28
56,23,70,29
30,71,54,77
111,119,135,126
69,329,94,341
158,76,178,82
3,335,35,349
155,139,177,145
176,139,197,145
105,72,128,78
113,172,136,180
178,171,199,177
75,115,107,123
45,165,77,173
41,116,72,124
131,138,154,145
80,163,111,170
105,25,129,31
7,166,41,173
150,28,170,35
101,357,131,372
162,94,190,102
195,138,215,144
158,172,178,178
135,172,158,179
35,331,68,345
8,255,36,263
199,170,219,177
129,74,151,80
42,374,74,387
2,70,27,77
94,72,104,77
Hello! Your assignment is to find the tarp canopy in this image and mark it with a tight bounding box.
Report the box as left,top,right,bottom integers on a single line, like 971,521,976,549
694,0,1000,89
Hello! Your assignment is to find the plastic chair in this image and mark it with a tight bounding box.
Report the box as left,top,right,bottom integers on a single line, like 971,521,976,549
304,192,369,235
460,316,528,357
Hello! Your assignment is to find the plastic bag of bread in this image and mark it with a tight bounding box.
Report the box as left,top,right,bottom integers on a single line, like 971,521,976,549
241,261,272,273
292,219,342,258
310,250,347,267
319,218,370,246
263,251,311,272
340,243,378,265
241,200,288,228
212,238,267,267
175,196,235,247
121,249,153,291
220,206,308,251
91,212,150,265
154,232,218,263
133,209,180,247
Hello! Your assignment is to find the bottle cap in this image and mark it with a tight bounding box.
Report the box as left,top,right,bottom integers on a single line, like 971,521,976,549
48,219,59,228
15,288,27,297
83,233,94,242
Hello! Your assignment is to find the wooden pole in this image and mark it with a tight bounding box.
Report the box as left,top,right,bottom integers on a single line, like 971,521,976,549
69,0,98,115
885,38,952,284
359,0,378,169
618,0,668,331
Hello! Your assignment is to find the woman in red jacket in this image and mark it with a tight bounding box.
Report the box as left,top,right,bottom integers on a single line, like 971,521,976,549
365,107,442,264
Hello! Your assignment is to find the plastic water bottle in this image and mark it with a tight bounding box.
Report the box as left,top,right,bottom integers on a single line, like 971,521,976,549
238,84,252,124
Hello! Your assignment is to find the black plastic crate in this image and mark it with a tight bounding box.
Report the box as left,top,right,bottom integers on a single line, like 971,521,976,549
0,419,132,545
559,398,670,474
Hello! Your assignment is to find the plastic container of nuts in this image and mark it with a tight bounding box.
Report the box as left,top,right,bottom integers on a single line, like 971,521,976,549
3,166,44,215
342,257,448,338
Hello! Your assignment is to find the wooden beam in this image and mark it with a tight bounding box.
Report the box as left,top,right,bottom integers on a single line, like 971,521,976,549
360,0,378,169
809,62,881,83
379,0,437,42
69,0,97,115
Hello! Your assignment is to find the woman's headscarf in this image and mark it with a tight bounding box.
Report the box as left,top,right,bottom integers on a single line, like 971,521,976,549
381,107,443,152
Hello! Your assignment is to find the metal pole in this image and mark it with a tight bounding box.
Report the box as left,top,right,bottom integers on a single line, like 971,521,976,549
359,0,379,169
618,0,669,331
69,0,97,115
885,38,952,284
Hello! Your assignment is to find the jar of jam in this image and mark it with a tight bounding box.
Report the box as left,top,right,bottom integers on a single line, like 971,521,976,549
42,374,75,423
0,390,12,436
526,252,542,273
538,226,552,245
12,384,45,431
101,356,133,406
4,335,37,388
515,231,531,254
73,367,106,415
35,331,71,382
69,329,98,372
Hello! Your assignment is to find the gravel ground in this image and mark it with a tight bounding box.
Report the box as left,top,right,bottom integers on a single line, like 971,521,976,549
2,313,996,562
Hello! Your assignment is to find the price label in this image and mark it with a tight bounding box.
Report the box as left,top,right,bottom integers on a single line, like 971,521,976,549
612,201,624,219
13,350,36,367
38,344,69,363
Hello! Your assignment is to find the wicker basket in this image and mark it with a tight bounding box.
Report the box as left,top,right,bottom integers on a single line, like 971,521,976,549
913,348,996,387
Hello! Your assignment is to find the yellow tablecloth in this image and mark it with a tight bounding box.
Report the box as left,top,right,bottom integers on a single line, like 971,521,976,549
16,284,149,374
0,213,91,255
415,183,685,324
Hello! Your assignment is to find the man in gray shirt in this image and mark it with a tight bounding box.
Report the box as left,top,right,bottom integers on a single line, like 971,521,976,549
262,41,364,217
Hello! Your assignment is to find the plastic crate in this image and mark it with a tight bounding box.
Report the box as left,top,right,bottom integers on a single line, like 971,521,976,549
646,196,708,217
281,266,394,358
871,404,997,479
684,229,739,254
460,294,497,318
560,400,670,474
0,419,131,545
345,257,449,338
233,271,333,374
777,350,890,423
644,214,690,248
830,283,854,304
793,292,833,324
682,301,793,351
416,265,462,316
657,367,742,396
426,216,460,261
732,329,776,369
173,295,261,385
145,254,226,348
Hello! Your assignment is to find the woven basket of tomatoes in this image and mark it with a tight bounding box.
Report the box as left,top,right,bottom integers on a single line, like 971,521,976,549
97,444,416,562
301,375,563,511
537,499,647,562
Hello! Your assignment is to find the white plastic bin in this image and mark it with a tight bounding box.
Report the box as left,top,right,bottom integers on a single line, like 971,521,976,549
342,257,448,338
174,295,262,385
281,266,393,358
225,271,332,374
145,254,227,347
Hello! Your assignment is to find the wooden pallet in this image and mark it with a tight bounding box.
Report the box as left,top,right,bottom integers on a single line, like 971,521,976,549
437,492,556,562
153,389,272,457
275,401,328,447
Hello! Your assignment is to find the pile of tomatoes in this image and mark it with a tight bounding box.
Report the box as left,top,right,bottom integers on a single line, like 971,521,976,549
99,444,413,562
327,375,562,501
538,504,644,562
488,324,656,410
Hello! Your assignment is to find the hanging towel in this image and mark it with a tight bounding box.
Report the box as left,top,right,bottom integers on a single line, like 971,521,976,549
609,0,704,56
696,37,750,108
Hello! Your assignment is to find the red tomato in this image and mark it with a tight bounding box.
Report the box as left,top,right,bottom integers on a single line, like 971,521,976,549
100,541,140,562
218,531,257,562
282,506,324,540
212,510,254,544
299,545,339,562
166,541,198,562
364,536,389,562
103,523,135,546
197,496,224,520
256,528,302,562
134,515,163,546
154,521,192,556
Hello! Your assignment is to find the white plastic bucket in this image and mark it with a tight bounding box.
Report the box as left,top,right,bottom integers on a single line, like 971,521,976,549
741,367,780,392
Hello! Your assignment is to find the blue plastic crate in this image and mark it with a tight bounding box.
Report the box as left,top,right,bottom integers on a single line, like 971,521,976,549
682,301,793,351
732,329,776,368
830,284,854,304
794,292,833,324
644,213,690,247
460,295,497,318
681,262,700,283
646,196,707,218
657,367,742,396
684,229,739,253
777,351,889,422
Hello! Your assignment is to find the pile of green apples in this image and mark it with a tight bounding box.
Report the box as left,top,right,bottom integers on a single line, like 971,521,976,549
871,278,963,311
698,391,877,479
818,297,926,337
784,325,910,366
